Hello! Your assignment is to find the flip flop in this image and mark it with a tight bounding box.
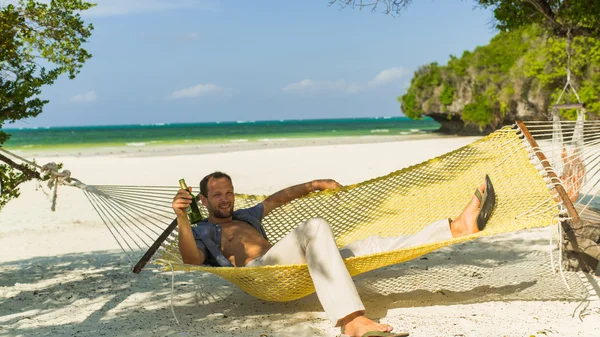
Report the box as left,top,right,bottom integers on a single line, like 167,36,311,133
475,174,496,231
361,331,409,337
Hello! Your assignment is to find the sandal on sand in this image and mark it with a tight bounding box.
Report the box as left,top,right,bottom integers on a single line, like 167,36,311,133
475,174,496,231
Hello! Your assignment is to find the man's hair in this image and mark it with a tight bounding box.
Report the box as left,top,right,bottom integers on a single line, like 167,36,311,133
199,171,233,197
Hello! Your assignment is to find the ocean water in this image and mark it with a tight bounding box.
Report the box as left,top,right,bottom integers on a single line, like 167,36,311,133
2,117,440,150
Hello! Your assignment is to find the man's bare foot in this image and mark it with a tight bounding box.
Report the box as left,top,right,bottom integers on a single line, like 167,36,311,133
559,147,585,203
343,314,393,337
450,182,485,238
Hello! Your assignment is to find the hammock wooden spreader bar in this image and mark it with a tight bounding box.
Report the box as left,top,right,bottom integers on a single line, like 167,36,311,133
133,219,178,273
516,120,580,223
552,103,585,110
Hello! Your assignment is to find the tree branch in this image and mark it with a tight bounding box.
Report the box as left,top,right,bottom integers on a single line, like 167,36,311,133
329,0,411,15
0,152,41,180
524,0,561,29
565,236,600,261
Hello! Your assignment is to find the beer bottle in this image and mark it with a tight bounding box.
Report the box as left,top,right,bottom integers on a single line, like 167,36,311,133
178,179,203,223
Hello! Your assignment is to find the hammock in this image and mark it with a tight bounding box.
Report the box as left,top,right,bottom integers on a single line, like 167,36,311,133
4,119,598,302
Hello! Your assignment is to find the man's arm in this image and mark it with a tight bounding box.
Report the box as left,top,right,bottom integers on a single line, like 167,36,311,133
172,188,206,265
262,179,342,217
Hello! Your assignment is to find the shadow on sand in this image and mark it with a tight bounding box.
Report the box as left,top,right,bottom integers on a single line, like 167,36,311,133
1,228,598,336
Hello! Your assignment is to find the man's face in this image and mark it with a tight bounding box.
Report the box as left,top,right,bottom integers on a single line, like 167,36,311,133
202,177,235,219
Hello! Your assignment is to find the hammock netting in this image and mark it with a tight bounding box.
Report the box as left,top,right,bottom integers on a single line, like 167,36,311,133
85,124,562,301
4,118,599,302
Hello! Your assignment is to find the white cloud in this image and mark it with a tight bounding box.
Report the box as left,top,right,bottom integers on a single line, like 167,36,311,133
283,67,408,94
283,79,361,94
368,67,408,87
168,84,227,99
70,90,97,103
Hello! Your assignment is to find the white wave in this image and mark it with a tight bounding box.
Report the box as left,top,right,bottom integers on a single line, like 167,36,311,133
370,129,389,133
126,142,146,147
258,138,289,142
230,139,249,143
153,123,166,126
21,145,34,148
410,129,420,133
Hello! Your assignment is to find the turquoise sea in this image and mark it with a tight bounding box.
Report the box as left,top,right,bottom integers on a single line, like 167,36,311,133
2,117,440,150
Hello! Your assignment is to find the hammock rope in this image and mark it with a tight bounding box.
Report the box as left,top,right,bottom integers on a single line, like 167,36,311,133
2,119,599,301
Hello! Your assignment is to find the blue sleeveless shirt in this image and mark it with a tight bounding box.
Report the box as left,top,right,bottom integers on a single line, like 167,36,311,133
191,203,266,267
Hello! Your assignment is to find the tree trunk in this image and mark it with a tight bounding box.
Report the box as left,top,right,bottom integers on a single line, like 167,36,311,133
560,217,600,273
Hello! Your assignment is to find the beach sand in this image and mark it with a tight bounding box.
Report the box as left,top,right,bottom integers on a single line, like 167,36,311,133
1,135,599,337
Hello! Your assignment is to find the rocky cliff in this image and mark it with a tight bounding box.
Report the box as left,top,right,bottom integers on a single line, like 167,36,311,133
400,26,600,135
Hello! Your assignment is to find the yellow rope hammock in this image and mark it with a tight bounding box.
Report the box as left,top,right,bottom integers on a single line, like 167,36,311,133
154,125,560,301
8,120,595,302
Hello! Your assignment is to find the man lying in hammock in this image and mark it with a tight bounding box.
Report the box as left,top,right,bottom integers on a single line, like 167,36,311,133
171,171,495,337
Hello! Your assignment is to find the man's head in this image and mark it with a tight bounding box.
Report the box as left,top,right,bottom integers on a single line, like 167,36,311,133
199,171,234,219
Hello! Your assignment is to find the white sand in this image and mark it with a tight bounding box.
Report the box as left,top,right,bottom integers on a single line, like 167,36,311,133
1,136,599,337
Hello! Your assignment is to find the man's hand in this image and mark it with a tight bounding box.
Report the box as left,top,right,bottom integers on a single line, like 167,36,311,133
172,186,206,266
172,187,193,217
311,179,342,191
262,179,343,218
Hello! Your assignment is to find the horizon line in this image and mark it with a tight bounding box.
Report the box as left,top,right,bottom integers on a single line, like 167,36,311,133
3,115,428,130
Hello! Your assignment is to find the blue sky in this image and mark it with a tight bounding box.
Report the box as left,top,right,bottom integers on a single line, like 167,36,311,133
10,0,498,127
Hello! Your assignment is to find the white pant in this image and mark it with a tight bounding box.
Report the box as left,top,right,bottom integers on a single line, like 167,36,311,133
245,217,453,325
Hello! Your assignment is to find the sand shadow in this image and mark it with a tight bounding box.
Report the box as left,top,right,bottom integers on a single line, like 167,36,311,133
1,229,597,336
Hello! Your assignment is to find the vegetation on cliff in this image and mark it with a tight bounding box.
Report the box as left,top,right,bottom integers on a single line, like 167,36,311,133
400,25,600,133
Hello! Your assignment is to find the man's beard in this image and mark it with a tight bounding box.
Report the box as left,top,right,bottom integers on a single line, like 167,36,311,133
210,203,234,219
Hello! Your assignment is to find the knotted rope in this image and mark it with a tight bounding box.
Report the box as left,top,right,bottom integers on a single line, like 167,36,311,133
555,28,583,106
0,147,92,211
40,162,74,211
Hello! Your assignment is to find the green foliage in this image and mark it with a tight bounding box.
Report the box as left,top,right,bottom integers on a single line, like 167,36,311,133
446,51,471,77
463,95,493,128
399,92,419,119
525,34,600,119
403,22,600,129
1,0,95,143
440,84,454,106
0,164,21,210
338,1,600,38
402,26,541,127
412,62,442,89
0,0,94,210
478,0,600,38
